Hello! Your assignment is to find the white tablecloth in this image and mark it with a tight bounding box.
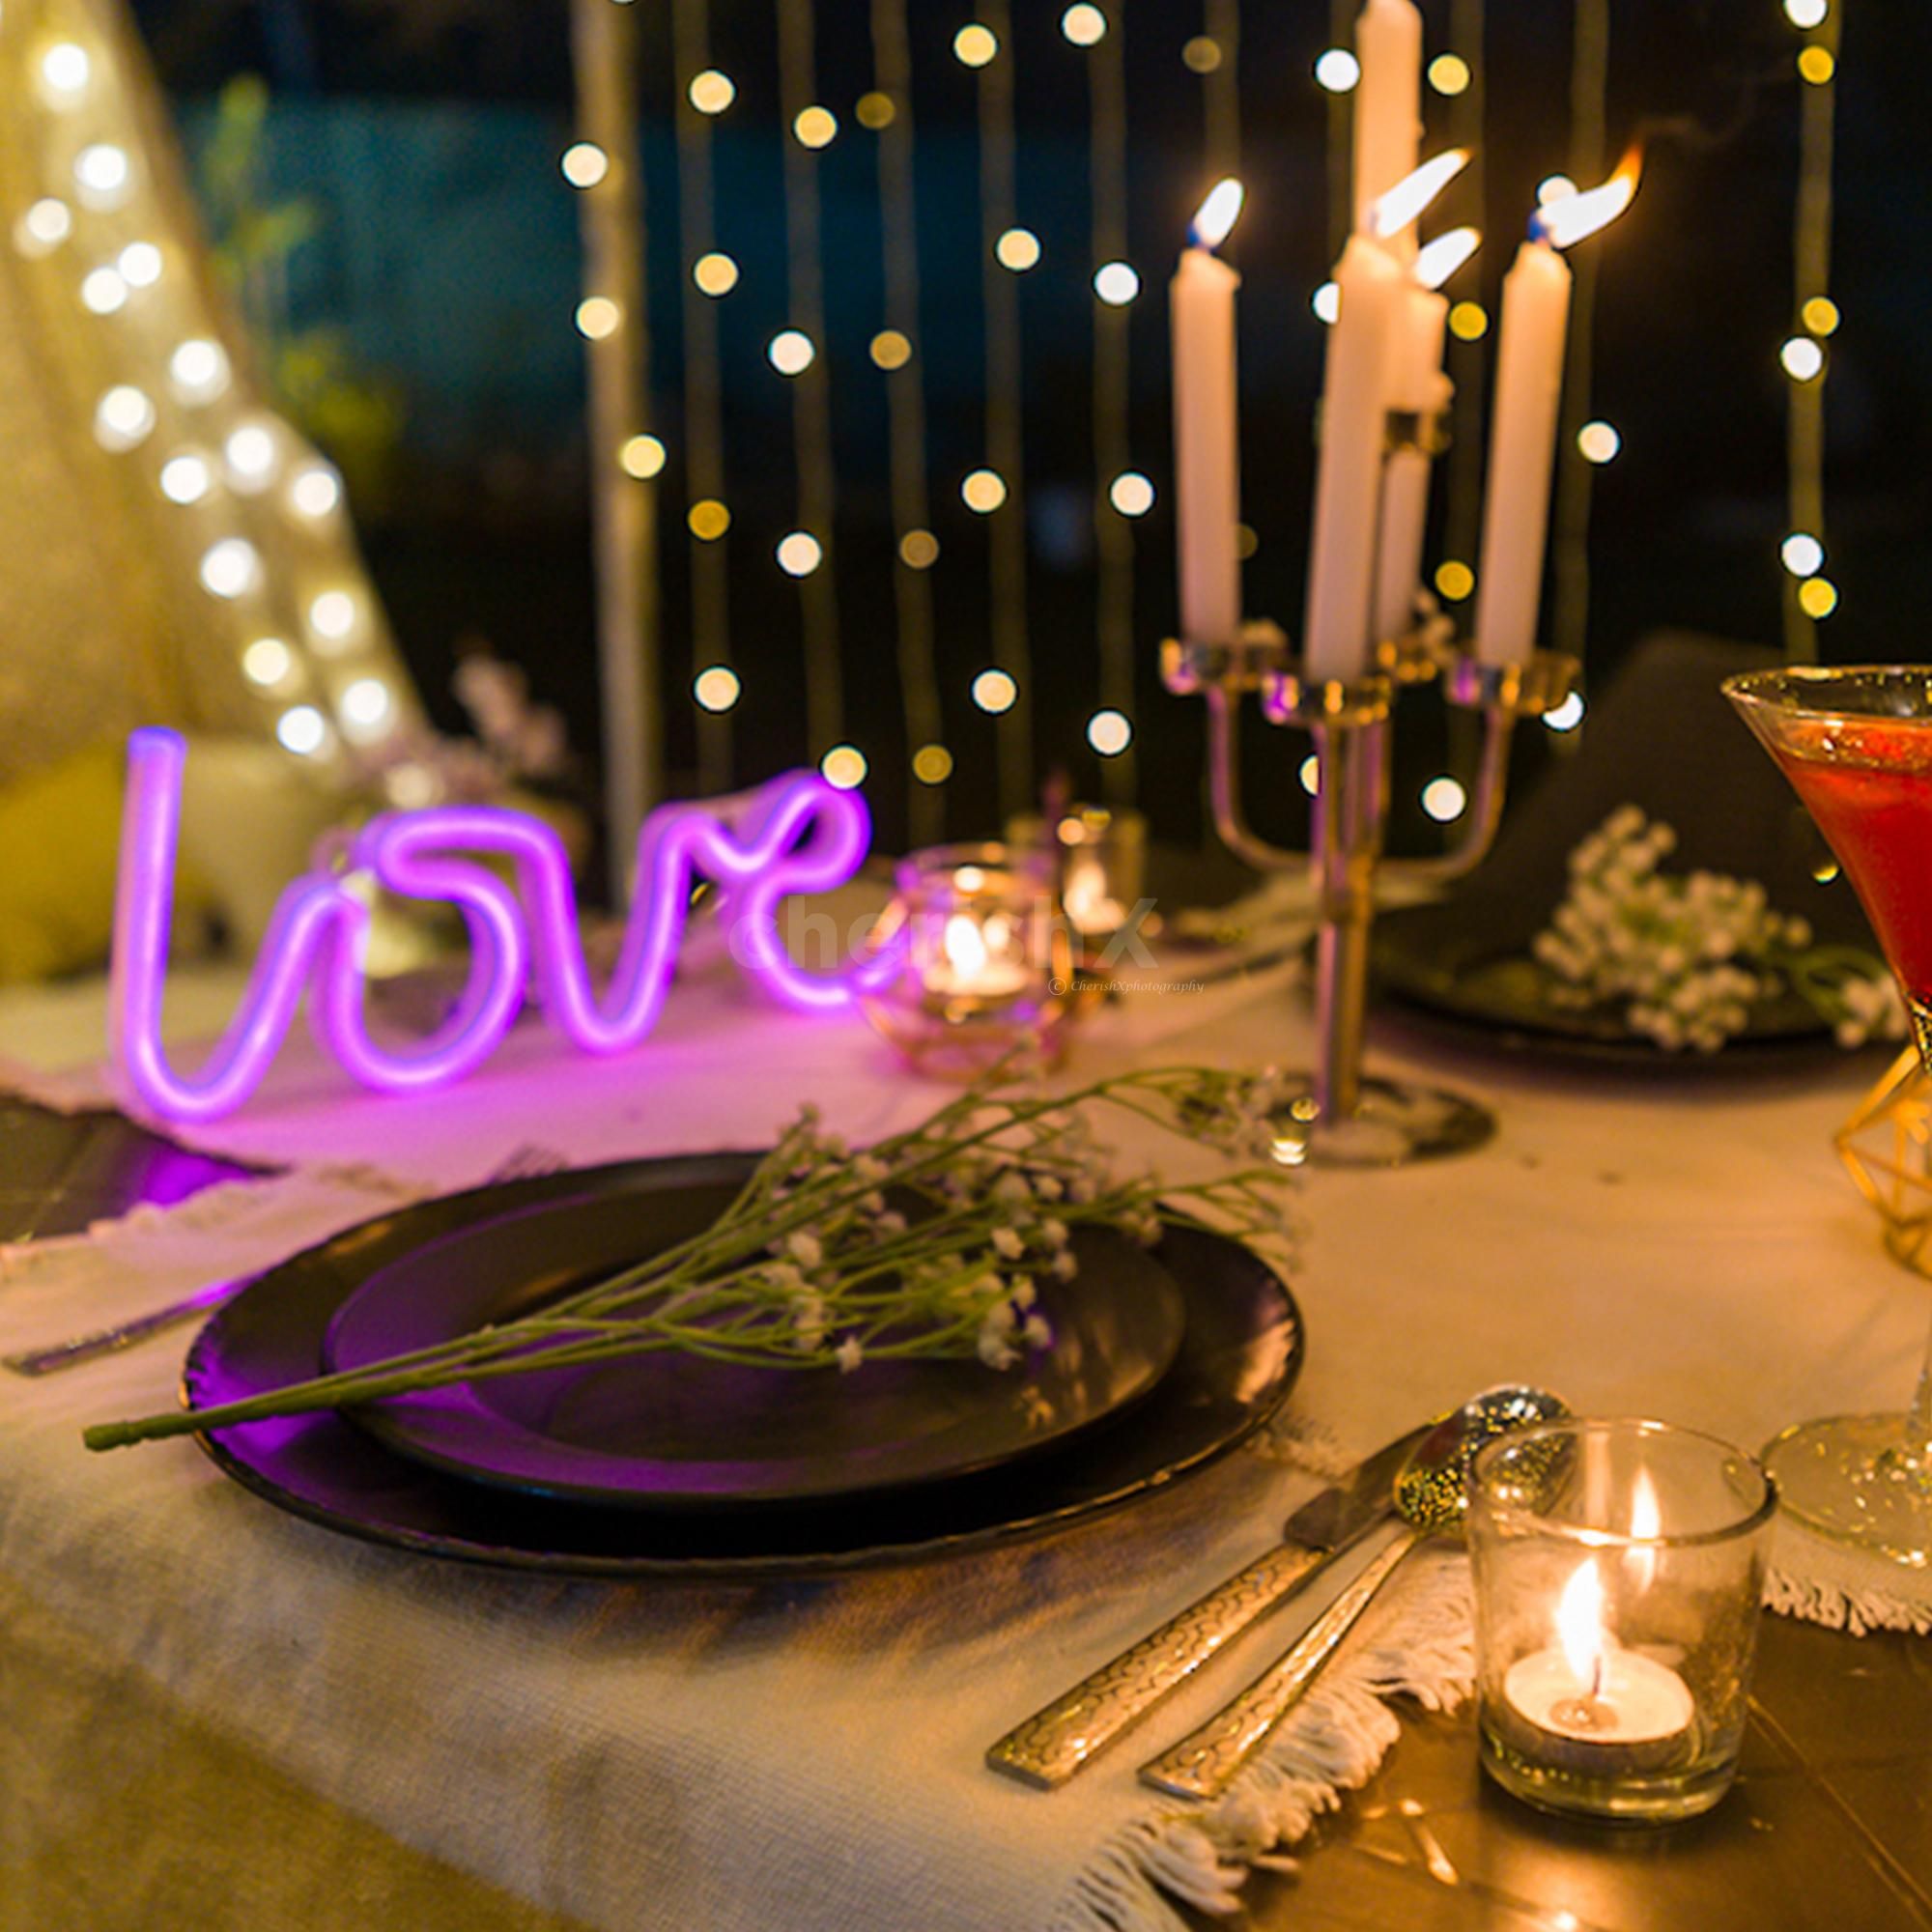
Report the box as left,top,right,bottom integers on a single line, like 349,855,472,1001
1,954,1922,1931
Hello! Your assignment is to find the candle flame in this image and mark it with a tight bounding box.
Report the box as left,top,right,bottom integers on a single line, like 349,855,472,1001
1189,178,1244,252
1628,1468,1662,1590
1371,149,1471,240
1556,1559,1608,1692
1532,148,1641,250
1414,226,1481,291
943,913,989,979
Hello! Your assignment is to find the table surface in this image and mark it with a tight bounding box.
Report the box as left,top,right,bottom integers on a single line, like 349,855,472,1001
1215,1613,1932,1932
3,939,1930,1932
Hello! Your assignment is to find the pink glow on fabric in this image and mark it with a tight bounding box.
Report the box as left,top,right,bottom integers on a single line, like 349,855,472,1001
109,729,895,1122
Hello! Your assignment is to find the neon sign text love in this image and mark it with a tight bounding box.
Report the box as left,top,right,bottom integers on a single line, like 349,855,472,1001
110,728,894,1122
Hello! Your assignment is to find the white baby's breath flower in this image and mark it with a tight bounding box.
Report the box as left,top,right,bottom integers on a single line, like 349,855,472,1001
834,1336,864,1374
873,1209,908,1236
992,1225,1025,1261
1022,1314,1052,1349
1050,1249,1079,1280
977,1330,1019,1371
785,1231,824,1268
1039,1218,1069,1251
854,1154,889,1185
1009,1279,1037,1311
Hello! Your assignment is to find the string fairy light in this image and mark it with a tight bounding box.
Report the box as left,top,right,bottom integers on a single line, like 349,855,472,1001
1783,0,1840,660
1548,0,1611,672
777,0,844,762
569,0,660,885
670,0,733,790
869,0,946,841
1076,1,1136,806
3,5,419,777
969,0,1033,825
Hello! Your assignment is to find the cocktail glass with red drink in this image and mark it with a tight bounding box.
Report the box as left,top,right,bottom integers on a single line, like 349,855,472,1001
1728,665,1932,1565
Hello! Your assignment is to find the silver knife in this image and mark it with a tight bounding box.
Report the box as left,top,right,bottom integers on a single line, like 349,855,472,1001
983,1419,1435,1789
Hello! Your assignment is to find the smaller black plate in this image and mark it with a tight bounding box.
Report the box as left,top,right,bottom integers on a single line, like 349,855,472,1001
319,1168,1185,1509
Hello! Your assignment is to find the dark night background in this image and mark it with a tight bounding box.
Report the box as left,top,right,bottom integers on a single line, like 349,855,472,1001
128,0,1932,863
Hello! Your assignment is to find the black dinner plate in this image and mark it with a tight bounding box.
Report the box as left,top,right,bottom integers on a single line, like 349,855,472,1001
182,1155,1303,1578
318,1163,1187,1509
1372,896,1853,1073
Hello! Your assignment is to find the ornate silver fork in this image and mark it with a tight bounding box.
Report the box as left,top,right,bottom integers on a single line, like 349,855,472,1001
3,1142,568,1378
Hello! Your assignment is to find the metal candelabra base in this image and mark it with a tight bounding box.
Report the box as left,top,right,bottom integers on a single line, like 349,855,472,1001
1163,618,1577,1168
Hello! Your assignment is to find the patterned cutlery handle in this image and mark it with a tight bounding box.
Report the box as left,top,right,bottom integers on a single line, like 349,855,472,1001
984,1541,1328,1790
1136,1530,1418,1802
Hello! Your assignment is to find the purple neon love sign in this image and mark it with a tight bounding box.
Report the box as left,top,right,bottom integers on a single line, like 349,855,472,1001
110,728,900,1123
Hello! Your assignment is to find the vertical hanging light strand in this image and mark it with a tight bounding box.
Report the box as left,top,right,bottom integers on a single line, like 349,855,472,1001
1087,6,1135,806
1785,1,1840,666
1325,0,1353,259
1548,0,1608,671
571,0,661,901
1202,0,1241,178
776,0,842,757
870,0,944,845
1439,0,1488,584
974,0,1034,826
670,0,732,791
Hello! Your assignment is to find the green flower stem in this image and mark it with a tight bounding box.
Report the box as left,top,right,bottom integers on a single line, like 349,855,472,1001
84,1068,1293,1454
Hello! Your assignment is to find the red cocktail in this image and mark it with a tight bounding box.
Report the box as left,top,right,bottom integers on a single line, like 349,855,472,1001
1728,667,1932,1565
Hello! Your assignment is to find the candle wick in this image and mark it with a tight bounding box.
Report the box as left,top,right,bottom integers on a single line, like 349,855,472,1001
1589,1654,1605,1703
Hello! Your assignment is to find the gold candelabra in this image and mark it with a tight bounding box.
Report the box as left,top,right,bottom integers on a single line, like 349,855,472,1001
1163,619,1577,1164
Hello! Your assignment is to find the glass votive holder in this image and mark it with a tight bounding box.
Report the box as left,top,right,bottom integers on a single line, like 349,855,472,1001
1468,1417,1776,1825
1006,806,1147,941
860,842,1077,1081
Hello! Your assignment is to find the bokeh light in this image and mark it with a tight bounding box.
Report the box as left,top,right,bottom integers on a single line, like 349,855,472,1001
972,668,1017,713
820,746,867,789
561,143,609,188
768,329,816,375
1314,48,1361,92
694,666,741,712
1577,420,1621,464
620,434,667,479
1780,336,1825,381
693,251,739,296
996,228,1041,271
689,70,736,114
954,24,998,67
776,531,824,577
962,469,1008,513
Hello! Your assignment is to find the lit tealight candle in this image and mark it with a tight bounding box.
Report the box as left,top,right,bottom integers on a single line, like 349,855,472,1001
1502,1559,1695,1776
924,910,1029,999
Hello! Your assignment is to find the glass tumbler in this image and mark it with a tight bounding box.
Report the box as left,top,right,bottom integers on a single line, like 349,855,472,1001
859,842,1076,1080
1468,1417,1776,1823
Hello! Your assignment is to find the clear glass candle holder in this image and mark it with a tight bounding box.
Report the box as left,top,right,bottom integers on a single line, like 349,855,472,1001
1468,1418,1776,1825
860,843,1077,1081
1006,806,1147,942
